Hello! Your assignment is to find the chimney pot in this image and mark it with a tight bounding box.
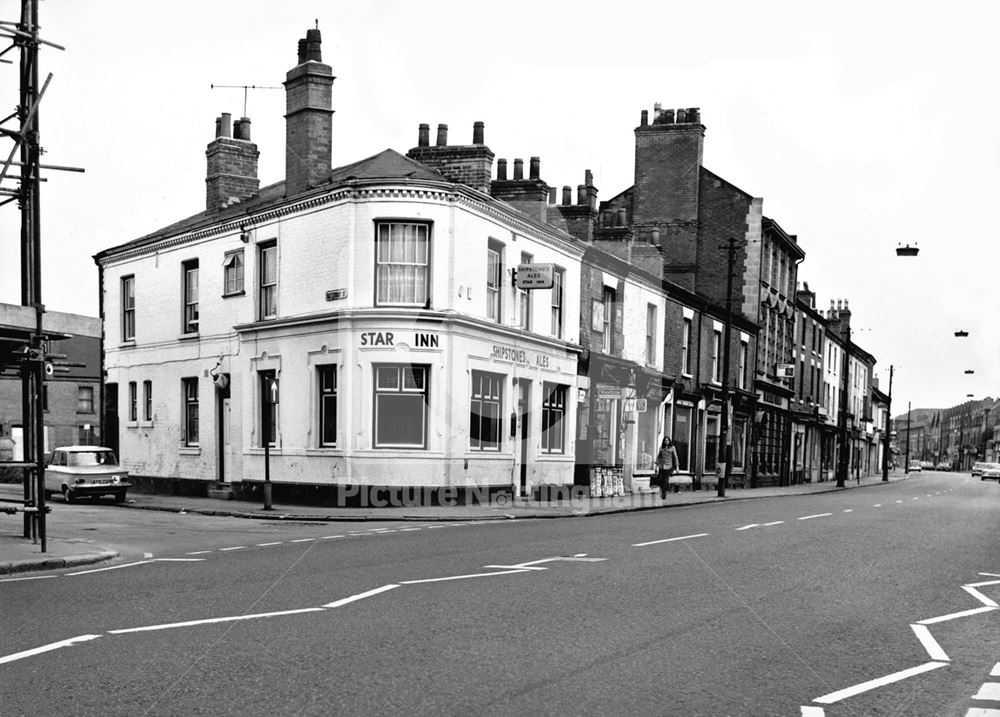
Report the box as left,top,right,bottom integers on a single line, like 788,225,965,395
562,185,572,205
676,108,687,123
529,156,540,180
651,229,661,243
577,184,587,205
215,116,222,138
585,169,593,187
497,158,507,181
418,123,430,147
513,158,524,180
305,28,322,62
473,121,484,145
220,112,232,138
297,38,307,64
688,107,701,123
436,123,448,147
641,109,648,126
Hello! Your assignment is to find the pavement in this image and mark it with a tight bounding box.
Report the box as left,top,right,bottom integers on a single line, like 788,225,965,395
0,469,915,575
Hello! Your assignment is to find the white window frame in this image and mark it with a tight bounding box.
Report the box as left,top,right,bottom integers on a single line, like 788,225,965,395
375,222,430,307
470,370,503,451
223,249,244,296
541,382,567,454
182,259,199,334
487,240,503,323
121,275,135,342
373,364,429,448
259,242,278,320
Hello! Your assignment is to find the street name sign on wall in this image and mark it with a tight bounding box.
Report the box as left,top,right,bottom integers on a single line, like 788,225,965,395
516,263,555,290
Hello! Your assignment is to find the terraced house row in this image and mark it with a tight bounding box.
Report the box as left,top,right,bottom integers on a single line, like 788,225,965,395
92,27,889,500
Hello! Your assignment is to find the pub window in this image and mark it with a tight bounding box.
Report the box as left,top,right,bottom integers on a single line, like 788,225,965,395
319,365,337,447
259,242,278,320
374,364,428,448
375,222,429,306
77,386,94,414
128,381,137,422
181,259,199,334
519,251,532,331
143,380,152,421
223,249,244,296
486,239,503,323
182,377,198,446
541,382,567,454
550,267,564,338
470,370,503,451
121,275,135,341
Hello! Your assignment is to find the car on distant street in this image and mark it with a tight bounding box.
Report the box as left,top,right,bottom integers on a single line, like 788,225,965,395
935,463,951,471
972,461,987,477
908,460,922,472
43,446,131,503
920,461,935,470
981,463,1000,481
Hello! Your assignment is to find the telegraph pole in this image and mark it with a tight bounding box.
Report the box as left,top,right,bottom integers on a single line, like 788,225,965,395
836,323,851,487
882,365,893,481
717,238,737,498
904,401,912,473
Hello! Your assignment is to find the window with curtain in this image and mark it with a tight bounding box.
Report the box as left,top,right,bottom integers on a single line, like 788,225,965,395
223,249,244,296
77,386,94,414
259,243,278,320
682,317,692,375
550,268,564,338
470,371,503,451
602,287,615,353
376,222,429,306
182,259,199,333
712,329,722,383
374,364,428,448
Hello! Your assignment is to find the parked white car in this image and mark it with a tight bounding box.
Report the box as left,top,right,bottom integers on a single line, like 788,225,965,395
981,463,1000,481
44,446,131,503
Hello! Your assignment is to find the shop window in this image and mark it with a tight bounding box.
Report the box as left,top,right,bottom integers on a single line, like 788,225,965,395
121,275,135,342
375,222,429,306
705,414,720,473
182,259,199,334
143,380,152,421
128,381,137,422
77,386,94,414
673,404,692,472
541,382,567,454
634,398,657,473
470,370,503,451
374,364,428,448
259,242,278,320
182,378,198,446
550,267,564,338
733,418,747,470
486,240,503,323
319,365,337,447
223,249,244,296
519,252,532,330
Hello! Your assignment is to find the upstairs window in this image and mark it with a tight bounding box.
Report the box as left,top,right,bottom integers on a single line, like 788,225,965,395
711,329,722,383
259,242,278,320
518,251,532,331
550,267,564,338
602,287,615,354
223,249,244,296
645,304,657,365
682,317,693,375
182,260,199,334
77,386,94,414
376,222,429,306
738,340,749,390
121,275,135,342
486,240,503,323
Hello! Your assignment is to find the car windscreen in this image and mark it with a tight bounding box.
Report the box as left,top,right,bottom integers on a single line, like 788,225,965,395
66,451,118,467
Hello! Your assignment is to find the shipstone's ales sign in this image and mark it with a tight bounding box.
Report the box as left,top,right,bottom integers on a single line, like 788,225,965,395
490,343,551,368
515,263,555,289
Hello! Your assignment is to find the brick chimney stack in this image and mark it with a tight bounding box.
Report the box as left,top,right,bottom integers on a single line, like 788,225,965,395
206,112,260,211
406,121,495,193
489,155,551,222
284,25,335,197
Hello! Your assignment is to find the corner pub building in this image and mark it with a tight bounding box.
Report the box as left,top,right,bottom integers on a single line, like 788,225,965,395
94,28,586,500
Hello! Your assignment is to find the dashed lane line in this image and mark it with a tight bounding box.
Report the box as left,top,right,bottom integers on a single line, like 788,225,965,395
798,513,833,521
256,542,282,547
763,521,784,526
290,538,316,543
218,546,246,552
736,524,759,531
633,533,709,547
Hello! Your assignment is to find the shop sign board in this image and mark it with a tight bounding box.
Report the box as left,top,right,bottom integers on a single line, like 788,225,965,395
595,384,622,400
515,263,555,290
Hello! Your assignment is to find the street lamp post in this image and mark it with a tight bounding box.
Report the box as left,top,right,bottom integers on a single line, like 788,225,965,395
904,401,912,473
717,237,737,498
836,323,852,488
882,364,893,481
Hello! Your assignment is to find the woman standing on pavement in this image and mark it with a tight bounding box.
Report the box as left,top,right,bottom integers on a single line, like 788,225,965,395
655,436,679,498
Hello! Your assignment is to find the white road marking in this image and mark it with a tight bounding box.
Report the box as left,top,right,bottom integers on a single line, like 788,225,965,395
219,546,245,552
633,533,709,547
873,504,882,507
401,569,532,584
323,584,400,608
109,607,325,634
992,662,1000,677
736,524,759,531
143,552,153,558
0,574,56,583
813,661,948,704
257,542,282,546
918,606,997,625
798,513,833,521
290,538,315,543
963,585,1000,607
911,624,950,661
67,560,154,575
154,558,206,562
0,634,101,665
800,707,826,717
843,509,853,513
319,536,342,540
764,521,784,526
896,500,904,503
973,683,1000,701
964,707,1000,716
186,550,212,555
399,528,422,532
427,525,445,529
980,573,1000,578
913,497,920,500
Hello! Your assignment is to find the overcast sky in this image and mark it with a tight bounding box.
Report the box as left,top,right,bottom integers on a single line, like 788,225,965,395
2,0,998,413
